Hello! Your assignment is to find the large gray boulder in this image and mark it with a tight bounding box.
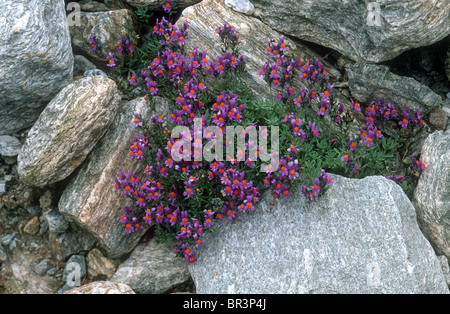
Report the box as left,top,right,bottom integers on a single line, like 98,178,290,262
0,0,74,135
111,240,191,294
17,75,121,187
58,97,169,259
348,62,442,115
189,175,449,294
251,0,450,63
413,130,450,260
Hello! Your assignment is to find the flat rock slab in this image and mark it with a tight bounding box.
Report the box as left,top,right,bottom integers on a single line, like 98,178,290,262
189,175,449,294
0,0,74,135
18,75,121,187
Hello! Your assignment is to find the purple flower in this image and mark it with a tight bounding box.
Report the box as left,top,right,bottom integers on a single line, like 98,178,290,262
132,113,142,127
411,157,427,172
341,154,349,162
126,39,135,54
351,99,361,112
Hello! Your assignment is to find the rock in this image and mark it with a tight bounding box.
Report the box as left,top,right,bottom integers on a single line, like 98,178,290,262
86,248,117,280
26,205,42,217
23,216,41,235
38,218,49,236
429,108,449,131
189,175,449,294
0,181,5,195
57,229,98,262
124,0,201,10
64,281,135,294
438,256,450,287
73,54,97,77
0,136,22,157
111,240,191,294
177,0,340,99
79,0,111,12
251,0,450,63
0,0,74,135
413,130,450,260
39,190,54,211
34,259,53,276
58,97,169,259
225,0,254,15
348,62,442,115
17,75,121,187
43,208,70,236
63,255,87,284
69,9,138,63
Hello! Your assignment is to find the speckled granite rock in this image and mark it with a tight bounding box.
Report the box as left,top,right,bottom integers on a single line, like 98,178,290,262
0,0,74,135
413,130,450,260
64,281,135,294
111,240,191,294
189,175,449,294
17,75,121,187
251,0,450,63
348,62,442,115
58,97,169,259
